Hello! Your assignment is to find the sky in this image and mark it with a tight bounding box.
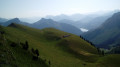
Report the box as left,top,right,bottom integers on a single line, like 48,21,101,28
0,0,120,18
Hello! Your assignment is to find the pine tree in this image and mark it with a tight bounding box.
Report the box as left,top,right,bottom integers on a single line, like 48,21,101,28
35,49,39,56
25,41,29,50
102,50,104,56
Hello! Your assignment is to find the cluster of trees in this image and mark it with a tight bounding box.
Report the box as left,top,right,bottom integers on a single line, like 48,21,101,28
0,31,5,34
107,46,120,54
31,48,39,60
80,35,95,47
97,48,105,56
9,40,29,50
20,41,29,50
19,41,41,60
0,29,51,66
31,48,51,65
10,42,17,47
80,35,105,56
10,40,51,65
10,40,40,60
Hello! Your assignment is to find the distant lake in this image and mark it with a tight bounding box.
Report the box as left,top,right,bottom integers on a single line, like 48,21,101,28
80,28,88,32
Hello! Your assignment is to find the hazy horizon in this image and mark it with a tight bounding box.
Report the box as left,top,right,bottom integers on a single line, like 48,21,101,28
0,0,120,18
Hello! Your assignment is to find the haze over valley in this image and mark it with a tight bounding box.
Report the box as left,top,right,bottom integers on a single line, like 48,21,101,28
0,0,120,67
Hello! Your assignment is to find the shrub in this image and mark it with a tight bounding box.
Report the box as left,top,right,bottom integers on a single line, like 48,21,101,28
31,48,35,54
31,48,39,60
35,49,39,56
20,41,29,50
32,55,38,60
48,60,51,65
10,42,17,47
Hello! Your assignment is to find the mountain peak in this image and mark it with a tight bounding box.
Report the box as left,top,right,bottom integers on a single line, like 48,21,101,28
112,12,120,17
34,18,55,24
8,18,21,23
40,18,54,22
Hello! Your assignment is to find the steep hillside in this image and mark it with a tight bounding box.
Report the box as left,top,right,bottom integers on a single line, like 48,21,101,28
0,25,49,67
0,23,100,67
83,12,120,48
1,23,120,67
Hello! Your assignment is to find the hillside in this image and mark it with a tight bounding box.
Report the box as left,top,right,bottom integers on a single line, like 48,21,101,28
0,25,49,67
0,23,120,67
83,12,120,48
0,23,97,67
96,54,120,67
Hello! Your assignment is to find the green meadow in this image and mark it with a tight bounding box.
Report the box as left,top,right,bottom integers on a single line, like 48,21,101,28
0,23,120,67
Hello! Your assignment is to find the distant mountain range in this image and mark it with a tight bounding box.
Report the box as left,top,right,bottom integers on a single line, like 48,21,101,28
47,10,120,30
0,18,8,22
1,10,120,46
0,18,30,26
0,18,82,35
31,18,82,35
83,12,120,49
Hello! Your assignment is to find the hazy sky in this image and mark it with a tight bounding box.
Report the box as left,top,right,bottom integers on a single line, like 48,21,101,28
0,0,120,18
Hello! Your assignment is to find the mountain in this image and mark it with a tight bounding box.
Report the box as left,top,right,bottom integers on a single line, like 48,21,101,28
56,10,120,30
3,18,21,26
74,15,111,30
0,18,8,22
58,15,110,30
82,12,120,49
1,18,29,26
45,14,70,21
58,19,75,24
0,18,32,28
0,18,82,35
46,13,98,21
32,18,82,35
19,17,41,23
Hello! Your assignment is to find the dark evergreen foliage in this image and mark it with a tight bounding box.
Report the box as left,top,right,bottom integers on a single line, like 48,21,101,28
31,48,35,54
31,48,40,60
80,35,95,47
108,46,120,54
0,31,5,34
48,60,51,65
32,55,38,60
35,49,39,56
101,50,105,56
20,41,29,50
10,42,17,47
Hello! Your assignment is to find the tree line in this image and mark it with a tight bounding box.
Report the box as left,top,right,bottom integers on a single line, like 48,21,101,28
80,35,105,56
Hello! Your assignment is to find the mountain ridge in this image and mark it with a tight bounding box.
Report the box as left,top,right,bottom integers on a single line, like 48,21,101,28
82,12,120,48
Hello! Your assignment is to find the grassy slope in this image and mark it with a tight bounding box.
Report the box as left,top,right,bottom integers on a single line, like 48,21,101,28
3,24,98,67
97,54,120,67
0,29,49,67
1,23,120,67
